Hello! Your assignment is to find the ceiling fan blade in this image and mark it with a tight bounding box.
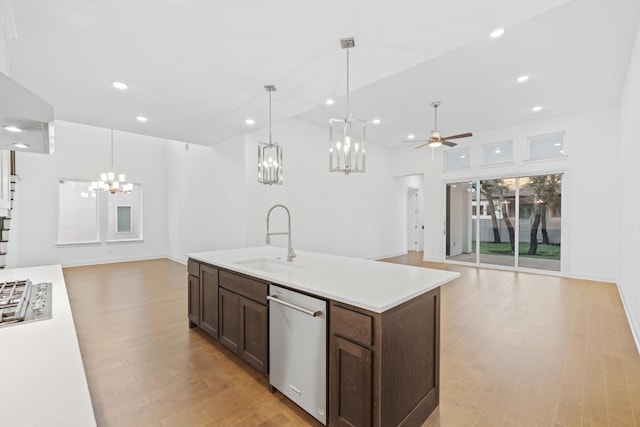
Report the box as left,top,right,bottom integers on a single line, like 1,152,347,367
403,139,428,143
442,140,458,147
414,142,430,149
440,132,473,140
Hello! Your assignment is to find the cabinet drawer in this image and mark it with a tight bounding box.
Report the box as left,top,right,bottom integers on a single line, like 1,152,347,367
331,305,373,347
187,259,200,277
219,270,268,304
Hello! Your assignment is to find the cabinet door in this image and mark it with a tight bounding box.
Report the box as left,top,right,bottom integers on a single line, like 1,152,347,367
219,287,240,353
330,336,372,427
239,296,268,374
200,264,219,338
188,274,200,328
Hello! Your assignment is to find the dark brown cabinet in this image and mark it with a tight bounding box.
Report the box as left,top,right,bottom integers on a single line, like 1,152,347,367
187,260,200,328
199,264,219,338
329,286,440,427
187,260,219,339
330,335,372,427
218,270,269,375
239,296,268,373
218,287,240,352
187,259,268,376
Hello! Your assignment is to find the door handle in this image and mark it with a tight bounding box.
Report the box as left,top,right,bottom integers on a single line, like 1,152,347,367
267,295,322,317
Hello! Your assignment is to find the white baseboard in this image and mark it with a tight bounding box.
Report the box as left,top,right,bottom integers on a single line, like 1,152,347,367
370,250,407,261
60,254,167,268
616,282,640,356
168,255,187,266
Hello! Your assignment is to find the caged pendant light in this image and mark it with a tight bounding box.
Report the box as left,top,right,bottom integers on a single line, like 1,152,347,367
257,85,284,185
329,37,366,174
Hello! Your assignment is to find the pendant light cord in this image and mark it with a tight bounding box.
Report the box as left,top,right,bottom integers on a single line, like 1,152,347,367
268,88,272,145
110,129,114,171
345,48,350,119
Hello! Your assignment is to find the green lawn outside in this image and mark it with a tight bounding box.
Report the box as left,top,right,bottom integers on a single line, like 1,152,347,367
471,241,560,260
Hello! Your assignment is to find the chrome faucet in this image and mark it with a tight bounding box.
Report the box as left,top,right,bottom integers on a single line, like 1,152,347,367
266,204,296,261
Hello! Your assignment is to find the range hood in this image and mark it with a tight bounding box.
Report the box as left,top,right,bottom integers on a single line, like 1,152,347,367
0,71,54,154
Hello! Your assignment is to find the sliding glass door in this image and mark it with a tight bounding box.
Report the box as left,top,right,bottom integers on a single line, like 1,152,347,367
446,181,476,263
477,178,516,267
446,173,562,272
518,174,562,271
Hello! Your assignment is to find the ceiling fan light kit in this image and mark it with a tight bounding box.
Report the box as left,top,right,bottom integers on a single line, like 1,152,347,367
406,101,473,152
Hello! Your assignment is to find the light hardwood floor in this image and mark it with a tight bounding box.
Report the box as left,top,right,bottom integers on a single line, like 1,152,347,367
63,254,640,426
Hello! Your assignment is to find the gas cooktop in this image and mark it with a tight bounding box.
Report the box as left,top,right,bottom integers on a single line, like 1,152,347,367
0,279,52,328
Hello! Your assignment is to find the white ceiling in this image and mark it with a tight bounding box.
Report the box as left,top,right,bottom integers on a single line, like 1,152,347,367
3,0,640,150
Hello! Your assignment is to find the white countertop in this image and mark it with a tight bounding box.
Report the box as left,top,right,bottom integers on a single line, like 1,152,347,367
188,246,460,313
0,265,96,427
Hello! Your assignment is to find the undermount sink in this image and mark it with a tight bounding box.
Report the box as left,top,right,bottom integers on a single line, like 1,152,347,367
233,257,305,274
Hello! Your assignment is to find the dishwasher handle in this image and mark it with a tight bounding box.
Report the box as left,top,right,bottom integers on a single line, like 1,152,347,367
267,295,322,317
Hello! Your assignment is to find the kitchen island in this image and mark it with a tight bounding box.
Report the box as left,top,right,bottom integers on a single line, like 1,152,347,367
188,246,459,427
0,265,96,427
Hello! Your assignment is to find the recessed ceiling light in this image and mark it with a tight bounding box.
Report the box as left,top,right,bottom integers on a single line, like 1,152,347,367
245,118,255,125
516,75,529,83
490,28,505,38
460,155,466,159
372,118,381,125
12,142,29,149
532,105,543,112
407,134,415,139
3,125,21,133
325,99,334,106
111,81,128,90
136,116,148,122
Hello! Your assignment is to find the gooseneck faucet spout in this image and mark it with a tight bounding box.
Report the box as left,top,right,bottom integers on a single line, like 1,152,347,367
266,204,296,261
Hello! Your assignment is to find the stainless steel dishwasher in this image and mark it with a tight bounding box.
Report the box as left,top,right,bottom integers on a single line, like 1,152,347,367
268,285,327,425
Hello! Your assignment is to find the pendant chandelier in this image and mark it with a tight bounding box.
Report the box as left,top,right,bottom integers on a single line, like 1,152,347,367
258,85,283,185
89,129,132,194
329,37,366,174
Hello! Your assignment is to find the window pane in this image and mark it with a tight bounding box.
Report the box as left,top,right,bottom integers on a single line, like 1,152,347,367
478,178,516,267
444,148,470,170
528,132,565,160
57,179,99,244
116,206,132,233
518,174,562,271
483,140,513,165
107,184,143,242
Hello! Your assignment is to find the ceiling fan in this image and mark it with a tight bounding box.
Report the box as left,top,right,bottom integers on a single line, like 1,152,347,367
406,101,473,149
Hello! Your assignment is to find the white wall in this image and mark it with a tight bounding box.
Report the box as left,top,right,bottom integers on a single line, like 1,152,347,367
244,118,404,260
391,107,620,282
0,25,7,74
619,21,640,346
165,136,247,263
14,120,168,267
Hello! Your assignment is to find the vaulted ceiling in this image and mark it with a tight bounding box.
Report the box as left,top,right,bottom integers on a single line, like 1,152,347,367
3,0,640,150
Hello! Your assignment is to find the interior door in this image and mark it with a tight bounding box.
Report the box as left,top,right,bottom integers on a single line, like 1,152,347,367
408,188,419,251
